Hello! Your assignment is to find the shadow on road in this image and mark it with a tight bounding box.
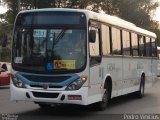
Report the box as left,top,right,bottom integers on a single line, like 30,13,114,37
8,92,158,120
18,93,145,116
16,104,97,120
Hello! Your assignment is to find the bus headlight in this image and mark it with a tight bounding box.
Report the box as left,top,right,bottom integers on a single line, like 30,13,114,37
11,75,26,88
66,76,87,90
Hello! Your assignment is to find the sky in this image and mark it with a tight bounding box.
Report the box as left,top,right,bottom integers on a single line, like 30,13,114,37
0,6,7,14
153,6,160,23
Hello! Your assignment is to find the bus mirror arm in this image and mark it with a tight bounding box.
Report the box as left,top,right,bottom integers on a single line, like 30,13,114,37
89,30,96,43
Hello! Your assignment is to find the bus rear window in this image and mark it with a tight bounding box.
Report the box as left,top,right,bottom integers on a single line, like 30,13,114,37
16,12,86,26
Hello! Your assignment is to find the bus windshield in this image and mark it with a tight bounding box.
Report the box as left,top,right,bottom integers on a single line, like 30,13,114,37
12,12,87,73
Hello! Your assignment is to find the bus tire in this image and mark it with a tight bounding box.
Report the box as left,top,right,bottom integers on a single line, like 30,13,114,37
135,75,145,98
95,85,110,111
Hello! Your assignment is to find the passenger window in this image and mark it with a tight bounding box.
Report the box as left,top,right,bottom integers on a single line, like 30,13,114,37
146,37,151,57
138,35,144,56
151,38,157,57
112,27,121,55
131,33,138,56
123,30,130,56
101,25,110,56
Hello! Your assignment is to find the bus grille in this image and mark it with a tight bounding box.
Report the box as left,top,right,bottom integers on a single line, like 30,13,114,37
23,75,70,83
32,92,59,98
30,85,63,88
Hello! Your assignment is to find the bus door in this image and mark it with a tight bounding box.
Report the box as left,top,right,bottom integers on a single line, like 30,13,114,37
89,25,103,96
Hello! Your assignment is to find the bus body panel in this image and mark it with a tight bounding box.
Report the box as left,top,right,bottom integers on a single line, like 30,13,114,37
10,83,89,105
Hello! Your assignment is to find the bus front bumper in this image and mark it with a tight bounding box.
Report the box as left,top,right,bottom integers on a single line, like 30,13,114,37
10,84,88,105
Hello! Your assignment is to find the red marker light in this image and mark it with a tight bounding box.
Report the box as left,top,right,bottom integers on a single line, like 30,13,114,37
68,95,82,100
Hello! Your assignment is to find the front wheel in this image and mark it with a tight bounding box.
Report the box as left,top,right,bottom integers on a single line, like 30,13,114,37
95,88,110,111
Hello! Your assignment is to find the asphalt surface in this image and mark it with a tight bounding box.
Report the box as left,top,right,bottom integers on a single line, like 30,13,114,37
0,79,160,120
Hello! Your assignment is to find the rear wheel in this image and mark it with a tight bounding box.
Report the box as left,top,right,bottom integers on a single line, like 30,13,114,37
135,75,145,98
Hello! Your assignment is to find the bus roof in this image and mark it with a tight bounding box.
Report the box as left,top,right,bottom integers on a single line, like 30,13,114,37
19,8,156,38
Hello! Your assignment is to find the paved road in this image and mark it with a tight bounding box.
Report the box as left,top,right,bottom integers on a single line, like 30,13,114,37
0,79,160,120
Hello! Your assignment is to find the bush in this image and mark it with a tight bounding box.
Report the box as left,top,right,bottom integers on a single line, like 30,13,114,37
0,47,11,62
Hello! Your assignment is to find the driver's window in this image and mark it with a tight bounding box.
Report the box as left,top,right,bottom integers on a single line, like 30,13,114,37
33,29,47,56
89,26,101,66
89,27,100,57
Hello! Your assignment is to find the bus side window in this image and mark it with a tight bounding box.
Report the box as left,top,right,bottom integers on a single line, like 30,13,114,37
122,30,131,56
112,27,121,55
101,24,110,56
151,38,156,57
89,27,101,66
143,36,146,56
131,33,138,56
146,37,151,57
138,35,144,57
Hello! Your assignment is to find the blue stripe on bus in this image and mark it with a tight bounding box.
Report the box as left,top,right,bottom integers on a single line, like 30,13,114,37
15,72,80,87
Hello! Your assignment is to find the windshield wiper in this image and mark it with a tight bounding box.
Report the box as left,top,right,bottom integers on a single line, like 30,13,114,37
50,28,68,58
53,28,68,45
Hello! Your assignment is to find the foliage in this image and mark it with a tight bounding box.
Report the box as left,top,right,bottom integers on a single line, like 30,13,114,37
111,0,159,28
0,47,11,62
2,0,92,24
0,22,13,46
3,0,19,24
151,28,160,46
2,0,159,27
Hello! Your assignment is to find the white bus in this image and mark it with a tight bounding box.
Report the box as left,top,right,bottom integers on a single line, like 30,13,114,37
10,8,157,110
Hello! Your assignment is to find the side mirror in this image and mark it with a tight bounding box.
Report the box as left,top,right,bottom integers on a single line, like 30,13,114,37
89,30,96,43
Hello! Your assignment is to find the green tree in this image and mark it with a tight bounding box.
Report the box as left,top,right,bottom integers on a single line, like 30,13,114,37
3,0,159,28
112,0,159,29
3,0,92,24
3,0,19,24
